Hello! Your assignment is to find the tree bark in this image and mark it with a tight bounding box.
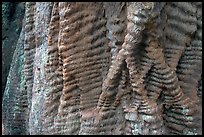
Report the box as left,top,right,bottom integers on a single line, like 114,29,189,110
2,2,202,135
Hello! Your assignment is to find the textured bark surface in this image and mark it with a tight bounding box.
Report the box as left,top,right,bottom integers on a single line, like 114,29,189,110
2,2,202,135
2,2,25,96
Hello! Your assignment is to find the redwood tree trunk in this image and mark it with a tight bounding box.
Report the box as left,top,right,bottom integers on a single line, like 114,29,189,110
2,2,202,135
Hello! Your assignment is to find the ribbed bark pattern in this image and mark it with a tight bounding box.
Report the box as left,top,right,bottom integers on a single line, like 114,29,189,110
54,2,109,135
2,18,27,135
24,2,36,117
43,2,63,134
162,2,197,69
2,2,202,135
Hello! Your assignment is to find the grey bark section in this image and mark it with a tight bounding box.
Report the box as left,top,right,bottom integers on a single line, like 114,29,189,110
2,2,25,96
2,17,27,135
2,3,53,135
28,2,53,134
